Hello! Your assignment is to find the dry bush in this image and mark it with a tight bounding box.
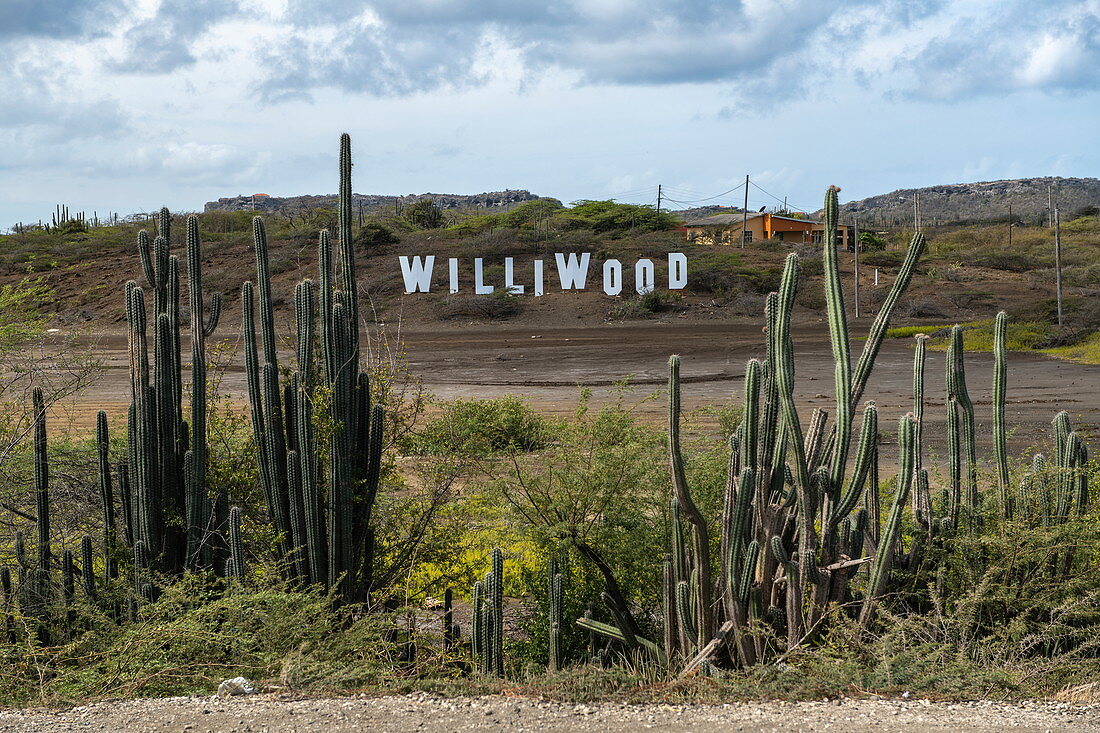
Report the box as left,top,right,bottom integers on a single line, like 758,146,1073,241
438,293,523,320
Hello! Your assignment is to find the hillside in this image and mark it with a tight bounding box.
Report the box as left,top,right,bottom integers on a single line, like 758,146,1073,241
840,177,1100,226
3,206,1099,337
205,190,542,216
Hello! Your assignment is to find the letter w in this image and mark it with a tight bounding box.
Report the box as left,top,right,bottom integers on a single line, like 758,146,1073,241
399,256,435,293
554,252,591,290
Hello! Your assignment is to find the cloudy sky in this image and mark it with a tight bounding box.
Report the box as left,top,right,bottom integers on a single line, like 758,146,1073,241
2,0,1098,227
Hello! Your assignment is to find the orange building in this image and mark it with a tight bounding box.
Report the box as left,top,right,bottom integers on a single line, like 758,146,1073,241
681,212,851,249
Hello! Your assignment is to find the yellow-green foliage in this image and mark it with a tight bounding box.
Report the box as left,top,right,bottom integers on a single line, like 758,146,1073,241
887,319,1052,351
1041,331,1100,364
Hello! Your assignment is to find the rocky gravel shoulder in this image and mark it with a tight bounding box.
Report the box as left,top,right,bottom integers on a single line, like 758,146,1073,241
1,692,1098,732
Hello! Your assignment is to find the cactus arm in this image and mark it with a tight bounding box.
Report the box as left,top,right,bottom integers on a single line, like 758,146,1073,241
992,311,1012,518
667,355,714,646
850,231,927,409
860,413,916,626
821,186,853,490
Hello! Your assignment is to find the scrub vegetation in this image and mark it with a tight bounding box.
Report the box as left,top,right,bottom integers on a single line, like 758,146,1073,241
0,138,1097,708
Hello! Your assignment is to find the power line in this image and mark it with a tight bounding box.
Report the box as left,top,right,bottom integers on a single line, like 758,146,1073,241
656,182,747,205
749,181,813,214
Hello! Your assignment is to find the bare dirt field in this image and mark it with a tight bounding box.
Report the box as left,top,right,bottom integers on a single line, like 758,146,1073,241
1,692,1096,732
60,319,1100,466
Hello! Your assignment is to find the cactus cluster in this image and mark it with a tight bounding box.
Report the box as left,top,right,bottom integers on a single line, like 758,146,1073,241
125,209,225,580
471,548,505,675
242,134,384,600
571,186,1091,671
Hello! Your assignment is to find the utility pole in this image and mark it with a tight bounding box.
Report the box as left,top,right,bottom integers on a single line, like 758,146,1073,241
656,184,662,215
853,217,861,319
740,174,749,247
1055,207,1064,327
1008,203,1013,248
1048,183,1054,228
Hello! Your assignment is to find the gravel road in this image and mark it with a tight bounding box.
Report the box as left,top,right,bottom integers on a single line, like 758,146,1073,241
1,692,1097,732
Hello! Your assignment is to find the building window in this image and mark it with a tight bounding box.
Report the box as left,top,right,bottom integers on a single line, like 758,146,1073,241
742,231,753,244
811,231,823,244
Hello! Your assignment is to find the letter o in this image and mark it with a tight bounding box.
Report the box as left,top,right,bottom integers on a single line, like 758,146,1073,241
603,259,623,296
635,259,655,294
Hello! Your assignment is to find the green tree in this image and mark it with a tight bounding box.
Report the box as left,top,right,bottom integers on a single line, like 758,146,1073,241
403,199,446,229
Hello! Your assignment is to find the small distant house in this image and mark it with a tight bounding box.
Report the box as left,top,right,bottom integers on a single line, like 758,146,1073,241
681,212,852,249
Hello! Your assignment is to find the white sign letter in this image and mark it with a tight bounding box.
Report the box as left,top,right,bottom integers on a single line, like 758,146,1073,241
504,257,524,295
534,259,544,296
668,252,687,290
449,257,459,294
635,258,655,294
399,255,435,293
474,257,495,294
603,259,622,296
555,252,591,290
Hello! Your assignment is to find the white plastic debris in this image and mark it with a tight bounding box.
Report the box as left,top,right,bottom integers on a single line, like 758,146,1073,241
216,676,257,698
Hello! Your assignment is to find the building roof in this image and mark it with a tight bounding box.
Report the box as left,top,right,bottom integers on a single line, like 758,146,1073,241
680,212,764,227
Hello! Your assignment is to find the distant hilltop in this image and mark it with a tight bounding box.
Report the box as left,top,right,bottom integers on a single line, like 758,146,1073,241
204,190,541,215
839,176,1100,225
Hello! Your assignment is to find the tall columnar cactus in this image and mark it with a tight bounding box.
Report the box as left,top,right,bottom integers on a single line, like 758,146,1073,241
992,311,1012,519
95,411,117,582
473,548,505,675
80,536,96,601
860,413,917,626
667,355,714,648
470,579,484,660
442,588,459,653
946,326,979,520
548,558,564,671
242,134,384,602
821,186,853,491
32,387,50,606
227,506,244,582
127,209,224,576
185,215,223,568
912,335,929,525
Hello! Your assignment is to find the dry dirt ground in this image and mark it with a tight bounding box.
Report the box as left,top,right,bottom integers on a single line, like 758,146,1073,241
1,692,1098,732
59,320,1100,464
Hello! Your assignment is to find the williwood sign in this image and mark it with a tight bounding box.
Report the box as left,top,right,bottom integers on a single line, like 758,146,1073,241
398,252,688,295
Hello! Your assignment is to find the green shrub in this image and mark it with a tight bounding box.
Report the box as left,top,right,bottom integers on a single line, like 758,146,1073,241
608,290,673,320
354,221,400,247
412,396,554,456
552,200,678,234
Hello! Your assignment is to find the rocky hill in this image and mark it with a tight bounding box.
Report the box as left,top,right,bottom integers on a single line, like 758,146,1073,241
204,190,541,215
840,177,1100,226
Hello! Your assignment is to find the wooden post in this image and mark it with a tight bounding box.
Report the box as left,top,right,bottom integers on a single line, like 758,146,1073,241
1055,207,1064,328
853,218,861,319
740,174,749,247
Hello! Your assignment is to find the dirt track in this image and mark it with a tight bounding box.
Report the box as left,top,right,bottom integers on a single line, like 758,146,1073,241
1,692,1096,732
61,320,1100,465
